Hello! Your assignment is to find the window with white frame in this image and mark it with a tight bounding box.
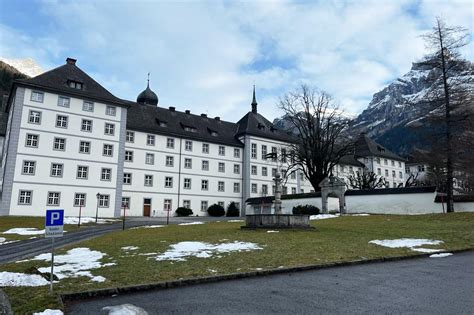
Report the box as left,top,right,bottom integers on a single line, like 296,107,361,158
106,105,116,116
28,110,41,124
391,160,395,166
202,143,209,154
104,123,115,135
262,167,268,177
147,134,155,146
385,169,389,177
233,182,240,193
165,176,173,188
384,159,388,165
281,148,287,163
166,156,174,167
251,165,257,175
251,143,257,159
184,178,191,189
144,174,153,186
123,173,132,184
50,163,63,177
145,153,154,165
125,150,133,162
166,138,174,149
184,158,192,169
218,145,225,156
218,162,225,173
77,166,88,179
251,183,257,193
56,115,68,128
218,181,225,192
261,145,267,159
399,171,403,179
81,119,93,132
262,184,268,195
99,195,110,207
31,91,44,102
398,161,402,167
218,201,225,207
290,171,296,179
183,200,191,209
201,180,208,190
19,190,32,205
201,201,208,212
122,197,130,208
126,131,134,143
22,161,35,175
185,140,193,151
25,134,39,148
202,160,209,171
82,101,94,112
234,148,240,158
271,147,277,161
68,81,83,90
377,168,381,175
103,144,113,156
164,199,172,212
74,193,86,207
234,164,240,174
58,96,70,107
47,192,60,206
272,168,277,177
101,168,112,181
79,141,90,154
291,187,297,194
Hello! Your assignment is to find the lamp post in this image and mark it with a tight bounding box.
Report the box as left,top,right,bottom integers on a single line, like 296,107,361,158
95,193,100,223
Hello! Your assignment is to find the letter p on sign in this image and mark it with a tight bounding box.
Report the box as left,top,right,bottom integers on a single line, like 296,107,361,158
45,209,64,238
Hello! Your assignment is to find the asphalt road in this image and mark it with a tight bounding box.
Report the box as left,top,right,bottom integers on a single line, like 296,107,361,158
67,251,474,315
0,216,227,264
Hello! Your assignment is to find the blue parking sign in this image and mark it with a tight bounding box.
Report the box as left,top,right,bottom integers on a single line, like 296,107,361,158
45,209,64,237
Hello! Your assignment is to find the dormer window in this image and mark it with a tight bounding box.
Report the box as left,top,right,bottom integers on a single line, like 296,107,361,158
207,128,218,136
181,123,197,132
376,145,385,152
67,80,83,90
155,118,167,127
257,123,265,130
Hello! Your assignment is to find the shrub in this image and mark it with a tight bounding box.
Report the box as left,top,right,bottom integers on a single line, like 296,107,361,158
207,204,225,217
226,202,240,217
292,204,320,215
175,207,193,217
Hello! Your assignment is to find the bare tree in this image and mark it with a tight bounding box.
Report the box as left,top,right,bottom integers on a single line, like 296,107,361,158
279,85,353,192
347,171,387,190
419,18,472,212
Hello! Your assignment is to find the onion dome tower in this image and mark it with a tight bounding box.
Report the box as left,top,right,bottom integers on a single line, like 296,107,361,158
137,73,159,106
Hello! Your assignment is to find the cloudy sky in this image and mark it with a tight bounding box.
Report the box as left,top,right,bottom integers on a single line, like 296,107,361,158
0,0,472,121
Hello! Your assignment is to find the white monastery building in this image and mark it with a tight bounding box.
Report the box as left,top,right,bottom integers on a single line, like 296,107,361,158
0,58,404,218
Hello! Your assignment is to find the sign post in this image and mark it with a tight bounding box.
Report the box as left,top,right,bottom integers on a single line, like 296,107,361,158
45,209,64,293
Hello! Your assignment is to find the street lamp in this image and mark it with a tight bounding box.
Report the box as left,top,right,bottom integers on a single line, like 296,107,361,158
95,193,101,223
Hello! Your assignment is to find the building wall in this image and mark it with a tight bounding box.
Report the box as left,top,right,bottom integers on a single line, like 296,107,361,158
365,156,406,188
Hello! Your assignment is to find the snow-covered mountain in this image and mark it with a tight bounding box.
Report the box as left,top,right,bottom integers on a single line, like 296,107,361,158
0,57,44,77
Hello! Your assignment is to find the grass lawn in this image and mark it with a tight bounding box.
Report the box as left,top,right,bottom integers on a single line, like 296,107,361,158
1,213,473,314
0,216,116,243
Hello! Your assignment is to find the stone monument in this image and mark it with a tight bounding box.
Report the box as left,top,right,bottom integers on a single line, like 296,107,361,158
319,175,347,214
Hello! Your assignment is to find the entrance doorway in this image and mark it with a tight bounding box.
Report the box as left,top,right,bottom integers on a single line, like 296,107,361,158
143,198,151,217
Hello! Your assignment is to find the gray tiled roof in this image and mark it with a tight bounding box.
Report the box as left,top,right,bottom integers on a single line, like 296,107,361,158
0,111,8,136
235,111,297,143
354,133,405,161
338,155,365,167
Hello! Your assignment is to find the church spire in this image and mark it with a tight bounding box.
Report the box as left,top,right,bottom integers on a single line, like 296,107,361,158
251,85,258,114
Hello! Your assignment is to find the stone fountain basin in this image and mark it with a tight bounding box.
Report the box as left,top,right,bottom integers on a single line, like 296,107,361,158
242,214,314,229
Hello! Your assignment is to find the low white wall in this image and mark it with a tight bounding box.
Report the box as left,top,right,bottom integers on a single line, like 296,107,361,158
280,197,339,214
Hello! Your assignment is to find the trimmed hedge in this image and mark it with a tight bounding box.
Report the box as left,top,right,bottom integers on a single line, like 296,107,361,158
207,204,225,217
175,207,193,217
292,204,320,215
226,202,240,217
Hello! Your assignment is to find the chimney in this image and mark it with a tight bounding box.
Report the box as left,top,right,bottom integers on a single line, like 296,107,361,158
214,116,220,121
201,113,207,118
66,58,77,65
169,106,175,112
185,110,190,114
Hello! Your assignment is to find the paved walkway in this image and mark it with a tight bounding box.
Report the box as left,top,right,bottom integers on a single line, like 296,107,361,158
0,216,232,264
67,251,474,314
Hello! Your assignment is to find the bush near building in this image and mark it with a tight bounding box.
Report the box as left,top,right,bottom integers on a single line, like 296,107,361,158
292,204,320,215
207,204,225,217
175,207,193,217
226,202,240,217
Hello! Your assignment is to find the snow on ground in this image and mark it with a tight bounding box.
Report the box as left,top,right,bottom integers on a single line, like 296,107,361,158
121,246,139,251
27,247,111,282
153,241,262,262
0,237,19,246
63,217,118,225
267,230,279,233
310,214,339,220
351,214,370,216
0,271,49,287
369,238,444,253
130,225,165,230
228,220,244,222
33,309,64,315
102,304,148,314
178,222,205,226
3,228,45,235
430,253,453,258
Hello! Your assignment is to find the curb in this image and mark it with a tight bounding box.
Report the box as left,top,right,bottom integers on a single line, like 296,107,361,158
61,247,473,303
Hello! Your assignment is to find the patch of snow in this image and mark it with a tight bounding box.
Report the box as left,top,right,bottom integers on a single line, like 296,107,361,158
131,225,165,230
369,238,444,253
0,237,19,246
267,230,279,233
310,214,339,220
0,271,49,287
3,228,45,235
91,276,106,282
366,119,385,129
228,220,244,222
0,57,44,77
121,246,139,251
102,304,148,315
33,310,63,315
154,241,262,262
351,214,370,216
178,222,204,226
430,253,453,258
254,268,263,271
29,247,109,282
63,217,118,225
